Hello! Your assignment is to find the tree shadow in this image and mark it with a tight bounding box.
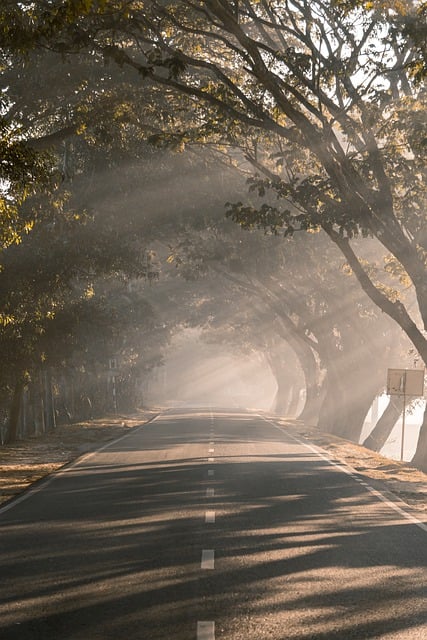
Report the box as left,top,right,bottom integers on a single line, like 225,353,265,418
1,413,427,639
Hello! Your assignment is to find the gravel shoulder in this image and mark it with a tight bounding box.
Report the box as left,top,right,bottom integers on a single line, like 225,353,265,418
1,411,427,518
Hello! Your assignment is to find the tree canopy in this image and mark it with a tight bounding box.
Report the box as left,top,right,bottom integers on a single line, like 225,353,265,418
1,0,427,465
5,0,424,363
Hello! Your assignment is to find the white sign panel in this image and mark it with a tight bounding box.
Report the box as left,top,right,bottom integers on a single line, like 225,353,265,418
387,368,425,397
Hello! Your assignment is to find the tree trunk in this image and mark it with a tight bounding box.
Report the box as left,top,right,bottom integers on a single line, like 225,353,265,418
271,388,288,415
267,350,292,415
38,370,46,435
363,396,404,452
340,387,378,442
287,384,301,417
328,230,427,370
43,369,56,432
298,375,323,424
317,366,348,435
276,332,323,424
317,348,381,442
411,403,427,472
4,380,25,445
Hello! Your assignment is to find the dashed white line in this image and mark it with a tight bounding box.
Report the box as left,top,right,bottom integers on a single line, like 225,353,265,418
205,510,215,523
201,549,215,569
197,620,215,639
208,470,214,477
208,457,215,462
206,488,215,497
209,448,215,453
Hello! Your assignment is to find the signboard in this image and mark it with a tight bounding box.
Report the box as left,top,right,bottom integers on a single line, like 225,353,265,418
387,368,425,397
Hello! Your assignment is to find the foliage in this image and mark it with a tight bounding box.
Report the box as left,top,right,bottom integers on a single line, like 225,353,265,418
1,1,427,457
18,0,423,362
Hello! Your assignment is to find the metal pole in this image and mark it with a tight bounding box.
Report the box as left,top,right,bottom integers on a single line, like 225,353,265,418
401,390,406,462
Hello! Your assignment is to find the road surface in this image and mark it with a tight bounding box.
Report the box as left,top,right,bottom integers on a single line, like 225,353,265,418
1,409,427,639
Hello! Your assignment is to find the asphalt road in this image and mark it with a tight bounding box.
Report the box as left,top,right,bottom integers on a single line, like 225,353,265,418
1,409,427,639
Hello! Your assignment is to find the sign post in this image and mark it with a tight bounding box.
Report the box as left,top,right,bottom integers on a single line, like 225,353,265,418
386,368,425,461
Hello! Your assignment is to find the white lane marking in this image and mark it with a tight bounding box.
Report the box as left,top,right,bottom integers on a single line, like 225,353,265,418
261,416,427,535
197,621,215,640
205,510,215,523
208,457,215,462
209,441,214,446
208,470,214,477
209,448,215,453
201,549,215,569
206,488,215,498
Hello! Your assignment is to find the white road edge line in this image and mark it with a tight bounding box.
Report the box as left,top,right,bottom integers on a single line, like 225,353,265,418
197,620,215,640
261,415,427,535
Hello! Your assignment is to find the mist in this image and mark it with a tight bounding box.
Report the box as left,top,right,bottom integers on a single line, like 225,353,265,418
0,132,425,465
143,328,278,411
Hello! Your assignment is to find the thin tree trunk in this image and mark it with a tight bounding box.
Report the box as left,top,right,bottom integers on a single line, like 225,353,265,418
38,370,46,434
287,384,301,417
4,380,25,445
43,369,56,432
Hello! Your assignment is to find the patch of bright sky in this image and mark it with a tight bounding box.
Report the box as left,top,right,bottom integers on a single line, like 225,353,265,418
254,1,396,102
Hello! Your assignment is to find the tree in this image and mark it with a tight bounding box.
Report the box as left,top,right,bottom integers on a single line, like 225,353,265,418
2,1,426,462
166,203,409,441
13,0,426,461
3,2,426,356
0,188,151,441
0,14,188,441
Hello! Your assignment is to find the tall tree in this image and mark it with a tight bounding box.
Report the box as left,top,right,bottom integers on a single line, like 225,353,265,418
2,1,426,462
166,210,407,441
3,2,425,358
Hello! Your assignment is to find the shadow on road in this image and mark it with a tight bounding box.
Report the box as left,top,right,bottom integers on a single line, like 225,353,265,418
1,412,427,639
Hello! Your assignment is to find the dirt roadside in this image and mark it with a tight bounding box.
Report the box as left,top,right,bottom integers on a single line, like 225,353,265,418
0,410,159,508
1,411,427,518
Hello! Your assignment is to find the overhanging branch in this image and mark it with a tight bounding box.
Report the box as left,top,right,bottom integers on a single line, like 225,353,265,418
326,227,427,360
